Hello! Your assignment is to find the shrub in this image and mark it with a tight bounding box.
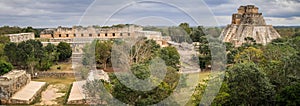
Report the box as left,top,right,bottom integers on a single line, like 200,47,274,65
0,60,13,75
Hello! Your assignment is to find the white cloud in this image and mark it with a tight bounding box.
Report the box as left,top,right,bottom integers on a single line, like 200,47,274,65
0,0,298,27
265,17,300,26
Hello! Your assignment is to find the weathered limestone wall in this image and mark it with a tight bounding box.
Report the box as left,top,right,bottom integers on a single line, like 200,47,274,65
5,33,35,43
40,25,142,39
36,71,75,78
0,70,31,104
222,25,281,46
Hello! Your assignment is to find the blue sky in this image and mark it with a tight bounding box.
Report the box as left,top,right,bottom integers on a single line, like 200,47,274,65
0,0,299,28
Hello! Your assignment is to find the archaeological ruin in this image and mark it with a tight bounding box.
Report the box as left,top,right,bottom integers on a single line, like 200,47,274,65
40,25,171,65
5,33,35,43
40,25,170,48
221,5,281,46
0,70,46,104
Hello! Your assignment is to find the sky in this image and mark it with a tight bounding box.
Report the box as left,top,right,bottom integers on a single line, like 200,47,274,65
0,0,299,28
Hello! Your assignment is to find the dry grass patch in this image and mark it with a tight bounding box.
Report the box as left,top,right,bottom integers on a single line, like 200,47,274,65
48,61,73,72
33,77,75,105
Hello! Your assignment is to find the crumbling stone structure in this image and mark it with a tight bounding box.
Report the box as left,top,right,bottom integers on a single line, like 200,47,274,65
40,25,169,47
40,24,170,54
40,25,142,39
221,5,281,46
0,70,46,105
5,33,35,43
0,70,31,104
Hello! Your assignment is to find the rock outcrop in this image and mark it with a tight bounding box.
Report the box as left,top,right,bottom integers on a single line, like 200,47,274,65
221,5,281,47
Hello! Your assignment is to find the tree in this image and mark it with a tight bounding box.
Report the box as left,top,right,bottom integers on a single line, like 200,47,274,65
108,65,179,105
227,62,275,105
131,63,150,80
179,23,192,35
83,67,180,105
234,47,263,63
132,39,160,64
276,83,300,105
260,43,298,91
37,50,56,71
225,42,237,64
45,43,59,62
4,42,18,65
0,60,13,75
190,26,205,42
0,44,7,61
82,42,96,68
57,42,72,61
22,26,40,37
211,83,230,105
4,40,58,72
95,40,113,69
198,36,211,70
159,46,180,70
0,26,22,35
0,36,10,44
0,36,8,61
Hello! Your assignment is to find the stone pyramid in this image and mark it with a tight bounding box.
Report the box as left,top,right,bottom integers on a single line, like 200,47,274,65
221,5,281,47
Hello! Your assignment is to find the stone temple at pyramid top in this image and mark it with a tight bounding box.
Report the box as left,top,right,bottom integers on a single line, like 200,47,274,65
221,5,281,47
232,5,266,25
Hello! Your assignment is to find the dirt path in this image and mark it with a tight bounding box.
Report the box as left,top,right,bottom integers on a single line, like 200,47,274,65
36,84,66,105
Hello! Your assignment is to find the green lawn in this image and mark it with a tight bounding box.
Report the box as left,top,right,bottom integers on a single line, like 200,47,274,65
48,61,73,72
33,77,75,85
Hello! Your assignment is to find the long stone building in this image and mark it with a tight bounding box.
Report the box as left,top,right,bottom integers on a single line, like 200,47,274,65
221,5,281,46
40,25,170,64
40,25,142,39
5,33,35,43
40,25,170,51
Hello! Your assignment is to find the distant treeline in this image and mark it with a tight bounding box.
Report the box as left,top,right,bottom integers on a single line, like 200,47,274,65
0,26,44,37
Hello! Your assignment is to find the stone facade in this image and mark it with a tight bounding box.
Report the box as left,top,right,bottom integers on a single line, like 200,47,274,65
221,5,281,46
135,31,171,47
40,25,142,39
5,33,35,43
40,25,169,48
0,70,31,104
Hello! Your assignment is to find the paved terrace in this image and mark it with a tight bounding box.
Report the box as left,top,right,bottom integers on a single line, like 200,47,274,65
11,81,46,104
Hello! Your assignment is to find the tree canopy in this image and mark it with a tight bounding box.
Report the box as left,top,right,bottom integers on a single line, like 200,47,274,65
57,42,72,61
0,60,13,75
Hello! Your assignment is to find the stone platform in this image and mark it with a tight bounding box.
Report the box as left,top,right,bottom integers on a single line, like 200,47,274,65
67,80,86,104
10,81,46,104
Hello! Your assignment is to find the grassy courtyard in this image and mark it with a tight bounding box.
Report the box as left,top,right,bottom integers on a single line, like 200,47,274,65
31,69,211,105
32,77,75,105
48,61,73,72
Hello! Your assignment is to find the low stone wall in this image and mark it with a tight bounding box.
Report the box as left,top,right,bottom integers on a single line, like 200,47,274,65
0,70,31,104
36,71,75,78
